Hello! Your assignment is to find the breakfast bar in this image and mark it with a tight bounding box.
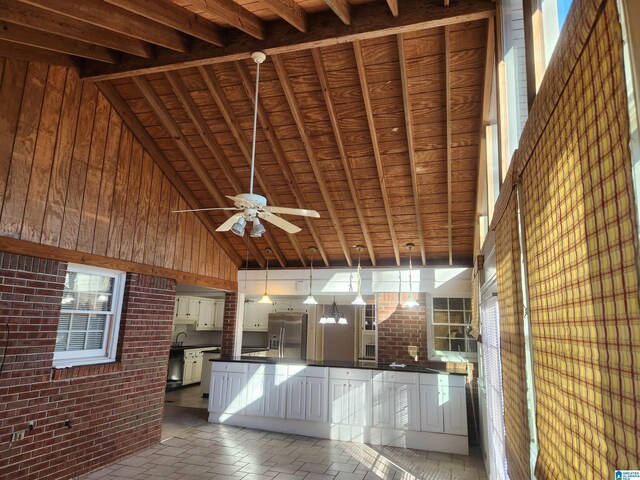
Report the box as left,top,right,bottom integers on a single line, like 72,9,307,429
207,358,469,455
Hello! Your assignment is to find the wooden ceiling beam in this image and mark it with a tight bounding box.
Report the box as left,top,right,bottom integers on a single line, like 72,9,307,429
397,34,427,266
322,0,351,25
353,40,401,267
80,0,496,81
386,0,399,16
445,26,453,266
97,81,243,266
261,0,307,32
188,0,265,39
17,0,190,53
0,21,119,63
130,75,267,267
235,62,331,268
272,54,353,267
165,70,289,268
0,38,79,67
0,0,153,58
311,48,376,266
196,65,305,267
104,0,224,46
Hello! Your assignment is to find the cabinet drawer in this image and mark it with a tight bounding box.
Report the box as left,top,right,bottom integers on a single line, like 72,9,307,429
381,371,419,384
329,368,371,381
211,362,248,373
248,364,288,376
419,373,466,388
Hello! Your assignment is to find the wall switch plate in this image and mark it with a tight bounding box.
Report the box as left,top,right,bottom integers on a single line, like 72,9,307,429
11,430,25,442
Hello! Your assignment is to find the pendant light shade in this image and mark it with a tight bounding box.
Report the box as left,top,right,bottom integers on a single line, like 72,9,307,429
250,218,266,237
259,250,273,304
351,245,366,306
403,243,419,308
303,247,318,305
231,216,247,237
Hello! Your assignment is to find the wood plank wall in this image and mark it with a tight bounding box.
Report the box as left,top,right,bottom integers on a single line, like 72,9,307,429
0,57,237,287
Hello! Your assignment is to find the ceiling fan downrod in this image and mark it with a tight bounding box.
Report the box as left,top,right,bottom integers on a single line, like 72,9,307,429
249,51,266,196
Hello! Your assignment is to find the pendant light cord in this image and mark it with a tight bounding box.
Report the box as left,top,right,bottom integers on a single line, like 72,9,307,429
249,58,261,195
263,258,269,295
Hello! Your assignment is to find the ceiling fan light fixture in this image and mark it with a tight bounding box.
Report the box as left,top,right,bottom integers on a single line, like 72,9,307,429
250,218,266,237
231,216,247,236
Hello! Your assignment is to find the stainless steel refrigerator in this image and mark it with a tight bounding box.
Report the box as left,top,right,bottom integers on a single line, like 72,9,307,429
267,313,307,359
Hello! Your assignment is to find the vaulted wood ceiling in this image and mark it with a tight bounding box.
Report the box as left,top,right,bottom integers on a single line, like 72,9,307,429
0,0,495,269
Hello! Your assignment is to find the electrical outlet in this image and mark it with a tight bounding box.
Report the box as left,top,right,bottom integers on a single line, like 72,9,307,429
11,430,25,442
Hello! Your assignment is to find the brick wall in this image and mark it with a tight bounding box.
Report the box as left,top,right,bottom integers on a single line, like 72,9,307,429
0,252,176,480
220,291,238,358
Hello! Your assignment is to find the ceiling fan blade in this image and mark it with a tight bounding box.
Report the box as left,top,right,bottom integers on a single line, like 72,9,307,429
216,213,244,232
172,207,239,213
258,211,302,234
225,195,254,208
262,205,320,218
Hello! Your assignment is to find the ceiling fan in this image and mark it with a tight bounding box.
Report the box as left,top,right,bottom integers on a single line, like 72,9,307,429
173,51,320,238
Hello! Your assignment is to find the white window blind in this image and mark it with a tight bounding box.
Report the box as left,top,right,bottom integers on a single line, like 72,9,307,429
481,295,509,479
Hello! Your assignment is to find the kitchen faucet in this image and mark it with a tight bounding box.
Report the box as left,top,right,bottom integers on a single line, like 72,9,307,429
174,331,187,347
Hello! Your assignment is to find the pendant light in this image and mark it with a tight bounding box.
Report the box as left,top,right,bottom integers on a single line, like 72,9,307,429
303,246,318,305
258,248,273,304
351,245,366,305
403,243,419,308
319,296,346,325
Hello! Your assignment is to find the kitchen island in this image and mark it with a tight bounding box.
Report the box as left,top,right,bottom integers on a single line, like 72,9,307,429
207,358,469,454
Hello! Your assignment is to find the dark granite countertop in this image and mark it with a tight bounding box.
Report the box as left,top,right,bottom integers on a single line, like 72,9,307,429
170,345,220,352
209,356,467,376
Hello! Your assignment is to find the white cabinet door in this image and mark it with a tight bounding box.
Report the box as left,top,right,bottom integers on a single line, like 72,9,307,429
286,376,307,420
225,372,247,415
394,383,420,431
329,379,349,424
192,353,203,383
444,386,468,435
348,379,370,426
305,377,327,422
420,385,444,433
243,302,256,330
372,381,394,429
188,298,201,319
264,374,287,418
245,374,265,417
196,299,215,330
175,296,190,321
209,372,227,413
255,303,271,331
214,300,225,329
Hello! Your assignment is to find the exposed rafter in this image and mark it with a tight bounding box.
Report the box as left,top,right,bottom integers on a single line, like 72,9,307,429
164,71,288,268
234,61,331,268
386,0,399,16
188,0,265,39
96,81,243,266
18,0,190,52
80,0,496,81
261,0,307,32
445,25,453,266
197,65,306,267
0,21,119,63
130,75,268,267
353,40,401,267
0,0,153,58
322,0,351,25
272,54,353,267
311,48,377,266
104,0,225,46
0,38,79,67
397,34,427,266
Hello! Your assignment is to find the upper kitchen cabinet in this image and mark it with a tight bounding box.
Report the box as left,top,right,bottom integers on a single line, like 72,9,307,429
174,296,225,331
243,300,272,332
272,301,309,313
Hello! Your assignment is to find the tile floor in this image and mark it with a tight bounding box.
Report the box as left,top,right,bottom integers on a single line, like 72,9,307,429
80,386,487,480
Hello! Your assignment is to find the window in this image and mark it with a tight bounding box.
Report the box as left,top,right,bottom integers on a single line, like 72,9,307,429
430,297,477,361
533,0,573,86
498,0,529,165
54,264,126,367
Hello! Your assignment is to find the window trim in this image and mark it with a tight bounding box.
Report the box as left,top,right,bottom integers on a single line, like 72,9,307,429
53,264,127,368
428,295,478,362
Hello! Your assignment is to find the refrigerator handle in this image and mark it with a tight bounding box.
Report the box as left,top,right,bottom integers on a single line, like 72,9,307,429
280,327,285,358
